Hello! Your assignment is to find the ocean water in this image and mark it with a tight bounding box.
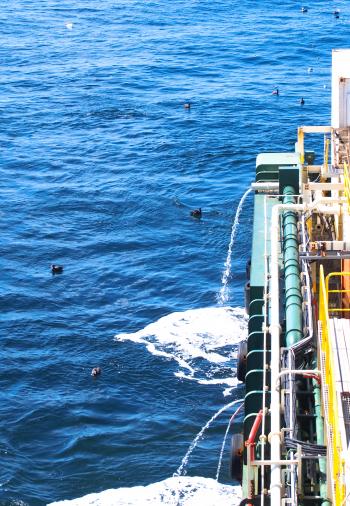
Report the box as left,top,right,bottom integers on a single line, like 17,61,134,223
1,0,349,504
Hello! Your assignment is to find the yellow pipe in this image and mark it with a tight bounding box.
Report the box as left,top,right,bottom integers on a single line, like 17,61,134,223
324,137,330,175
298,127,305,164
344,162,350,211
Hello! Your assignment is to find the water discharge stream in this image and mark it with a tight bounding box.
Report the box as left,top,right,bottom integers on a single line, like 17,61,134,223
215,401,244,481
174,398,244,477
215,418,232,482
219,187,252,305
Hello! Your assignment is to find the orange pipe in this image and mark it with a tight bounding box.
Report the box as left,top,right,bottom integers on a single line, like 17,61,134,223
245,409,264,505
246,409,263,446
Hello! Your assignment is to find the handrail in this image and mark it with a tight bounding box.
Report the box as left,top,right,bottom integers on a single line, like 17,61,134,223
260,195,270,506
319,266,345,505
297,125,331,164
325,271,350,315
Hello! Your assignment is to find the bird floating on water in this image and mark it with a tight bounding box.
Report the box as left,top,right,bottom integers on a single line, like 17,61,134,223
91,367,101,377
184,102,191,109
334,9,340,18
301,7,308,13
300,97,305,106
271,88,279,96
51,264,63,274
190,208,202,218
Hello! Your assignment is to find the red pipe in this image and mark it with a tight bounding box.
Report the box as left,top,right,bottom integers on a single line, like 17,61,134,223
303,372,321,384
245,409,263,446
245,410,264,506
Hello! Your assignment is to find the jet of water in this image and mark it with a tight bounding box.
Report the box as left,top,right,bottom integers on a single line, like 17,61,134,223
215,401,244,481
218,187,251,305
174,398,244,477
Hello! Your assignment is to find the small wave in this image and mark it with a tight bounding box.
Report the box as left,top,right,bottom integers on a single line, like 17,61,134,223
115,306,247,391
49,476,241,505
86,107,147,121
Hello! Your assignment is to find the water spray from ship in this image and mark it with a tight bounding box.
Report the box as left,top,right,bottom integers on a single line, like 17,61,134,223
174,398,244,477
218,187,252,305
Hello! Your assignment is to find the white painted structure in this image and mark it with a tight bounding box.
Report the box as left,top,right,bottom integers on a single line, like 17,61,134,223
332,49,350,128
331,49,350,244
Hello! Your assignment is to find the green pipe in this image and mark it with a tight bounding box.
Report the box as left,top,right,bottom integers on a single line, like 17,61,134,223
282,187,329,502
282,185,303,347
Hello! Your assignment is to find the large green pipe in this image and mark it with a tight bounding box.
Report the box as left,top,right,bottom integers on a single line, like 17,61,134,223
282,186,303,347
282,186,329,502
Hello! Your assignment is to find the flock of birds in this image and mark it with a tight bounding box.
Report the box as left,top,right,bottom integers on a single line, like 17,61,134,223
271,88,305,105
301,6,340,18
50,263,101,378
50,198,199,383
58,4,340,378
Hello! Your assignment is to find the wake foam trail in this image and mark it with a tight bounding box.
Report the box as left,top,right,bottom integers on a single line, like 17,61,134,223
115,306,247,394
219,187,251,305
49,476,241,505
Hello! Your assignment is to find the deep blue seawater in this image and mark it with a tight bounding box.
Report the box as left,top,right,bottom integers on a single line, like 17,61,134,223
1,0,350,504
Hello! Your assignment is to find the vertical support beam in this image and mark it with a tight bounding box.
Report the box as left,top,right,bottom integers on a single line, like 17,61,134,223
331,49,350,128
297,127,304,164
270,206,283,505
342,259,350,313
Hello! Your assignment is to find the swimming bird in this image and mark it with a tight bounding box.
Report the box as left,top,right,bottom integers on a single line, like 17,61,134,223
184,102,191,109
91,367,101,377
307,67,313,73
190,208,202,218
271,88,279,96
65,22,74,30
301,7,308,13
300,97,305,106
334,10,340,18
51,264,63,274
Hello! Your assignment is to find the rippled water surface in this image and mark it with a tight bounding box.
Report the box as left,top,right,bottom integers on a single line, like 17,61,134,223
1,1,349,504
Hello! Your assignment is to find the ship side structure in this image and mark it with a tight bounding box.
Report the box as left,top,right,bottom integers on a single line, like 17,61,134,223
233,49,350,506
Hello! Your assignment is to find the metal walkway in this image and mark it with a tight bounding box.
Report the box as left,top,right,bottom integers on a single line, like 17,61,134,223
329,318,350,450
319,267,350,504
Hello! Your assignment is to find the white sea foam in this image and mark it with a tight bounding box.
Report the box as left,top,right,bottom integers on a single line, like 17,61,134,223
49,476,241,505
115,306,247,391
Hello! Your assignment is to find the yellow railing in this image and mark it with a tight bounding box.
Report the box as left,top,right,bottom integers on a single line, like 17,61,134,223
319,266,346,505
297,125,331,165
344,161,350,210
326,271,350,315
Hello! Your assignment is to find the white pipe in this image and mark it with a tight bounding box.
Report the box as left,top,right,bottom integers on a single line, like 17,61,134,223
251,182,280,191
270,203,302,504
317,204,341,214
252,459,298,466
260,195,270,506
269,196,338,504
301,215,314,341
